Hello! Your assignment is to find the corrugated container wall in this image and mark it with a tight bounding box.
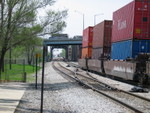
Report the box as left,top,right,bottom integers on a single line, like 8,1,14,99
81,47,92,59
111,39,150,60
93,20,112,48
92,20,112,59
112,0,150,43
134,0,150,39
92,47,111,59
82,27,93,47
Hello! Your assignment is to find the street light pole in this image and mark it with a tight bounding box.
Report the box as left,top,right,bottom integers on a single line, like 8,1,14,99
83,13,84,30
94,13,104,25
75,10,84,30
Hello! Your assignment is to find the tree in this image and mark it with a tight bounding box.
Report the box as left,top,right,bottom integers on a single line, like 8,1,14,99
23,37,42,65
0,0,68,71
60,49,66,58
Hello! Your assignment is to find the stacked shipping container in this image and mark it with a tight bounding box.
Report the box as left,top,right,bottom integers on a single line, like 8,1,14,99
82,27,93,47
81,47,92,58
81,27,93,58
68,46,72,60
112,40,150,59
111,0,150,60
92,20,112,59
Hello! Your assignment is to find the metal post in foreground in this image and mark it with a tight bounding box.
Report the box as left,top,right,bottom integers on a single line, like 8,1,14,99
39,57,41,70
40,45,45,113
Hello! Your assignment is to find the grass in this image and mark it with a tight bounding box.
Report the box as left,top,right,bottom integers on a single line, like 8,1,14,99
0,64,41,82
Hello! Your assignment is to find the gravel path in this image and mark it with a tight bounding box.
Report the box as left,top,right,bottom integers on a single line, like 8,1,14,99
15,62,132,113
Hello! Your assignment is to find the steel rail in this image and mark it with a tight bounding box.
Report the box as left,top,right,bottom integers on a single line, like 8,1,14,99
53,61,146,113
66,62,150,102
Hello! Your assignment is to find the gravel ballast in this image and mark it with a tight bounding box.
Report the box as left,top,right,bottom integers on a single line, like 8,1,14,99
15,62,132,113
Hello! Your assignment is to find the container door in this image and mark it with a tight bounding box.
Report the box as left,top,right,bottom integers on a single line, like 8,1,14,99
133,40,150,58
134,1,150,39
111,40,132,60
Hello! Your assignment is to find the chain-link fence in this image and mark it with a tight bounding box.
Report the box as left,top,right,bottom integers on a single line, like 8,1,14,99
0,59,37,82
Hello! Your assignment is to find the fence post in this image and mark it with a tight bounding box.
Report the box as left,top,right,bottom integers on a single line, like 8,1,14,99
33,57,35,72
0,69,1,82
5,60,7,81
23,59,26,82
35,55,38,89
23,72,26,82
23,59,25,73
9,47,12,70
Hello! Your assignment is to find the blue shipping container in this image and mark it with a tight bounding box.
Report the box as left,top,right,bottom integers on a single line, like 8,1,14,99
111,40,150,60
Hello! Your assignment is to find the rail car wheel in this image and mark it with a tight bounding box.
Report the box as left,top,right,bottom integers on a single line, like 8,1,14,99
133,73,148,85
138,74,148,85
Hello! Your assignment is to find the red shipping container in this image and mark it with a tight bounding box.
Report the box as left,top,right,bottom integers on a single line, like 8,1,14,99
82,27,93,47
81,47,92,59
112,0,150,43
93,20,112,48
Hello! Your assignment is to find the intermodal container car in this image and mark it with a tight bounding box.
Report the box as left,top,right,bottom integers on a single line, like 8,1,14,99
111,39,150,60
112,0,150,43
93,20,112,48
92,47,111,59
81,47,92,59
82,27,93,47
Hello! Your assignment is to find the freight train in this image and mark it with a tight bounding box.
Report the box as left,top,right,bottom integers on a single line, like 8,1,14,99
79,54,150,84
78,0,150,84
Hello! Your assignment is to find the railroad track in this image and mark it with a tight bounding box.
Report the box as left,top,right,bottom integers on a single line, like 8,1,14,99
67,62,150,89
53,61,150,113
67,62,149,87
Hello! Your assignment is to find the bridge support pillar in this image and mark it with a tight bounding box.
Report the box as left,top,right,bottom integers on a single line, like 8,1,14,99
65,46,68,61
45,46,49,62
50,47,54,61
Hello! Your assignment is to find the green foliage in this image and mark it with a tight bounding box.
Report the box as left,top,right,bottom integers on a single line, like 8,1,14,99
44,9,68,34
0,0,68,49
60,49,66,58
0,0,68,70
11,46,25,59
1,64,41,82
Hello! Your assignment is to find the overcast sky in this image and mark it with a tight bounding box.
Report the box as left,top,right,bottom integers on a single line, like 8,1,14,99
47,0,133,38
